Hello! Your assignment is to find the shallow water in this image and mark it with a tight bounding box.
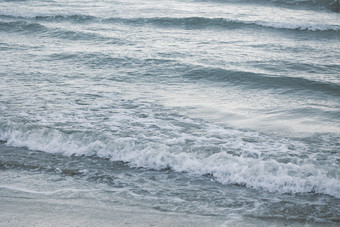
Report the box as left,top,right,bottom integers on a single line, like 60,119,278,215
1,0,340,225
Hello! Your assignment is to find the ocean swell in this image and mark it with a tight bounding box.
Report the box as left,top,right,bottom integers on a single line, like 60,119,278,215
107,17,340,32
183,68,340,96
196,0,340,12
1,9,339,32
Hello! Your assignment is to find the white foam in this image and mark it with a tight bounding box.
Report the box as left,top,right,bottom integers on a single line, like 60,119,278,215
1,123,339,198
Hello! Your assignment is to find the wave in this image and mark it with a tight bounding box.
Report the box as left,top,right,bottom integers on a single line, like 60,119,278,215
0,20,46,33
0,20,110,41
0,9,95,21
196,0,340,12
0,117,339,198
1,9,339,32
106,17,340,32
183,67,340,96
35,14,96,23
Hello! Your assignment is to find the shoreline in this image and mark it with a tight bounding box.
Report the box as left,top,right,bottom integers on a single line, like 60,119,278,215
1,192,226,227
1,190,336,227
1,144,339,227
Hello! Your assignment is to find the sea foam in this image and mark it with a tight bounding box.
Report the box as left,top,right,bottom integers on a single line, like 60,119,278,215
1,119,339,198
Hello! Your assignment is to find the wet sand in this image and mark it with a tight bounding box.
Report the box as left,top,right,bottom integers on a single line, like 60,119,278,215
1,190,226,227
1,190,335,227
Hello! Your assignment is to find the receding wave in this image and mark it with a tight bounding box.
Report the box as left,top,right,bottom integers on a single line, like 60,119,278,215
0,185,99,195
183,67,340,96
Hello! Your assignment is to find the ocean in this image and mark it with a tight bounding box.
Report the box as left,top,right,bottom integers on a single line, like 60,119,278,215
0,0,339,225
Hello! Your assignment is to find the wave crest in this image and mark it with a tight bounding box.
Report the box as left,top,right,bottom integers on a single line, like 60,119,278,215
1,9,339,32
110,17,340,32
1,119,339,198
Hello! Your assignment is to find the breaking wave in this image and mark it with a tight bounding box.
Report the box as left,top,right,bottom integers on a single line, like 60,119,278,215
1,115,339,198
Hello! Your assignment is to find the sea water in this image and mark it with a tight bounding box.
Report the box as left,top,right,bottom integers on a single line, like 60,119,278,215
0,0,339,225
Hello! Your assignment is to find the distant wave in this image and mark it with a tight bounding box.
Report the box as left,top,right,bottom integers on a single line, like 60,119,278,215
106,17,340,32
0,20,46,33
183,67,340,96
0,9,95,21
196,0,340,12
1,10,339,32
1,17,337,94
0,20,107,41
35,14,96,22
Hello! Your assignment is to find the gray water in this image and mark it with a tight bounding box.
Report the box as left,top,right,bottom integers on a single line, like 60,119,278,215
1,0,340,225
